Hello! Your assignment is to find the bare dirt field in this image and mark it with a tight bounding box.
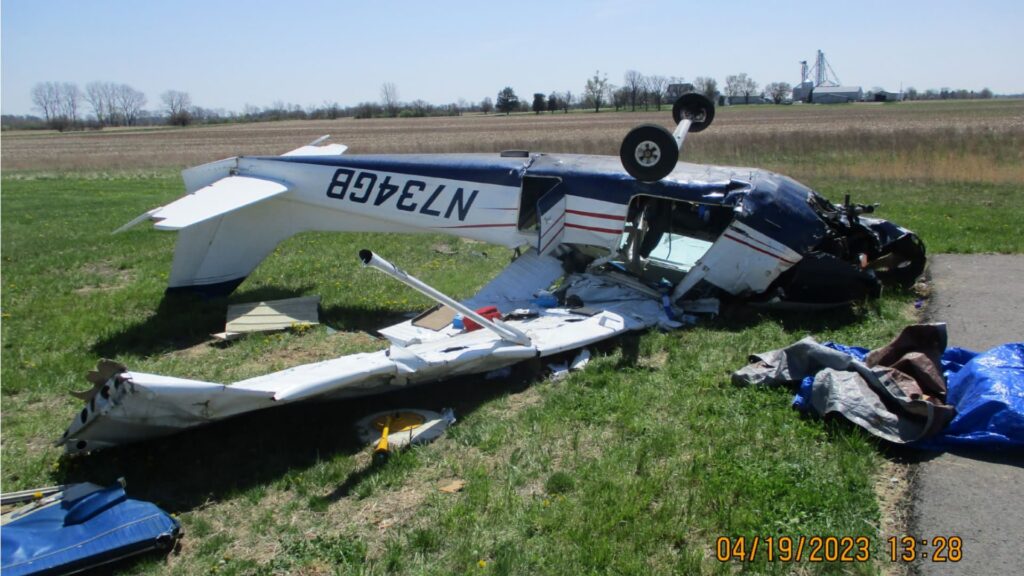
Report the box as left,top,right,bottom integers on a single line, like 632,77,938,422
3,100,1023,182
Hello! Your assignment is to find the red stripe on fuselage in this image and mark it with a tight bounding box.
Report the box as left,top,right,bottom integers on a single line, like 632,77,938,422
722,233,797,265
566,208,624,221
565,223,622,235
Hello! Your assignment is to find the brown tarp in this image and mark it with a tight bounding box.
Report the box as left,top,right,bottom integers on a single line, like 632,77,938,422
732,324,955,444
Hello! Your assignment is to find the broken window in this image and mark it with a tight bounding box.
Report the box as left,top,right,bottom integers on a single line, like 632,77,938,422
618,195,732,280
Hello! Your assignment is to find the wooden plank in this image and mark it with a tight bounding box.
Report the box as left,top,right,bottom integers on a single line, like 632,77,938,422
225,295,320,333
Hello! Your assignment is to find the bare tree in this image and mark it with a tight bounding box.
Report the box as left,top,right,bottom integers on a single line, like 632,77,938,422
114,84,147,126
692,77,718,102
623,70,644,111
32,81,81,131
584,70,608,112
765,82,792,104
480,96,493,114
85,81,115,126
321,100,341,119
645,75,668,111
562,91,572,113
57,83,82,126
31,82,61,125
612,86,629,111
725,73,758,104
380,82,399,117
162,90,193,126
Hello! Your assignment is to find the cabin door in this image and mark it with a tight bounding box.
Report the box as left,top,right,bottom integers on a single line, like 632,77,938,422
536,184,566,255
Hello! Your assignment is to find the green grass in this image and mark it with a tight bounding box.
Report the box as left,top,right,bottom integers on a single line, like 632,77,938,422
1,165,1020,575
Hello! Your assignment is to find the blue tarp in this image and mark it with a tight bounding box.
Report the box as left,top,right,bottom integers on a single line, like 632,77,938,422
792,342,1024,449
1,484,179,576
928,343,1024,449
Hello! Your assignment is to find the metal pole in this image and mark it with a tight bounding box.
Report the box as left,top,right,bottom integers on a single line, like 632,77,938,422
358,250,533,347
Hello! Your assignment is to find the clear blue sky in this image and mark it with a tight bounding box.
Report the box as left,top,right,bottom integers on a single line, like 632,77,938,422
3,0,1022,115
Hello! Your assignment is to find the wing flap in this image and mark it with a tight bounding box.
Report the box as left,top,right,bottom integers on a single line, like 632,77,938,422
151,176,289,230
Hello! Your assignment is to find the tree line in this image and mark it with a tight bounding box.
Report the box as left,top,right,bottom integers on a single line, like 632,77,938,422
6,74,1000,132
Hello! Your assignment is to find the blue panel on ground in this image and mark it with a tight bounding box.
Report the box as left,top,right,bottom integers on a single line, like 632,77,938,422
1,484,180,576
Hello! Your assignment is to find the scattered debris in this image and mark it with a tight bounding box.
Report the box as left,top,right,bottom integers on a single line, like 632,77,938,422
570,348,591,371
680,298,720,316
548,362,570,381
411,304,456,331
212,295,320,341
438,480,466,494
355,408,456,453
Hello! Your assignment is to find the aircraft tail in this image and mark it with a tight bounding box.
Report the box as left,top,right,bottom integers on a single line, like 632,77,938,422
116,137,348,297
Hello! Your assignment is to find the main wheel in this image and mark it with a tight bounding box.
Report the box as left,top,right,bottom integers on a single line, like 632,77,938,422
671,93,715,132
619,124,678,182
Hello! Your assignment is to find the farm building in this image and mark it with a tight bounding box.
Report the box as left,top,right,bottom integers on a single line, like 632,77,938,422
811,86,863,104
723,95,770,105
793,81,815,102
666,83,695,99
869,90,902,102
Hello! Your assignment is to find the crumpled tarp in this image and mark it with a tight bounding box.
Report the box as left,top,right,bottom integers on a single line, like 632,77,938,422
1,483,180,576
732,324,1024,449
732,324,955,444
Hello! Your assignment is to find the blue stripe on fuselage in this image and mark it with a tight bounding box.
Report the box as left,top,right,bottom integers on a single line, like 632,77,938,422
262,154,525,188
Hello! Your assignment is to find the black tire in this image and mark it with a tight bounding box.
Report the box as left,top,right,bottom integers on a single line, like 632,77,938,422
619,124,678,182
671,93,715,132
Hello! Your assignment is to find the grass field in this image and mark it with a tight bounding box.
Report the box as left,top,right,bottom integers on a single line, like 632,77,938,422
2,100,1023,575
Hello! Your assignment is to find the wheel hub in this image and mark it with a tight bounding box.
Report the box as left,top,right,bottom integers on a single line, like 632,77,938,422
634,141,661,167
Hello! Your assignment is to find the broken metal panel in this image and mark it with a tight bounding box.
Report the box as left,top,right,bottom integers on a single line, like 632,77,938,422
62,371,277,453
237,351,398,401
527,308,649,355
735,176,828,254
462,249,565,312
672,220,803,300
225,295,320,334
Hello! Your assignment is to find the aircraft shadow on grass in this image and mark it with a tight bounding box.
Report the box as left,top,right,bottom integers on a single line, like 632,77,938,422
90,282,424,359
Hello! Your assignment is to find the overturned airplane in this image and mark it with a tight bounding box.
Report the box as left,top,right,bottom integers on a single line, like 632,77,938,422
61,95,926,453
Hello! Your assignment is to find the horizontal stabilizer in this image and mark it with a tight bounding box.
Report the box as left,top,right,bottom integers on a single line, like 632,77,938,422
150,176,289,230
281,143,348,157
